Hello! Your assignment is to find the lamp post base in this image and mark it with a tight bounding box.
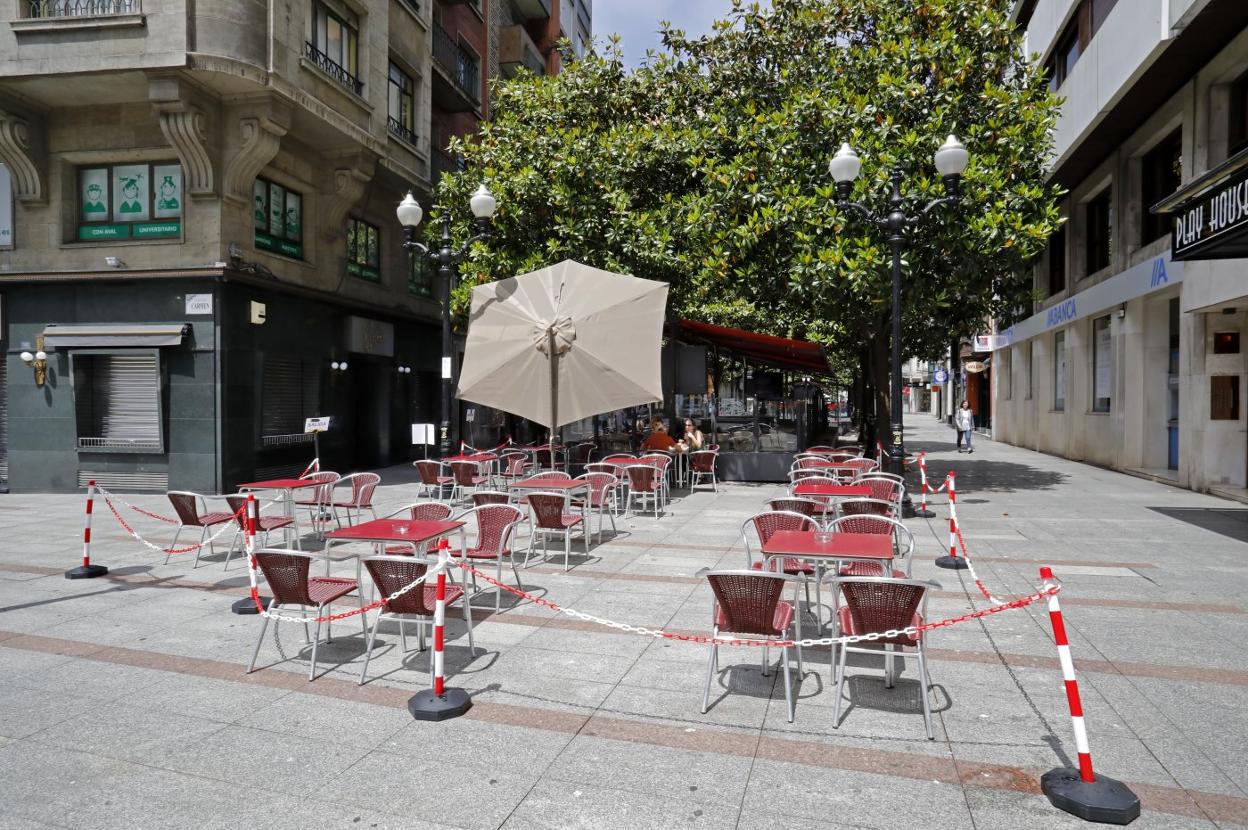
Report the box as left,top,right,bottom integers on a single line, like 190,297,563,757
408,688,473,721
1041,768,1140,825
912,506,937,519
935,555,969,570
232,596,271,615
65,564,108,580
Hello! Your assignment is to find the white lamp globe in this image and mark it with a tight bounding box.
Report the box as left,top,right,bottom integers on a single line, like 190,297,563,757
19,351,33,363
469,184,497,219
934,135,969,177
35,351,47,361
396,192,423,228
340,362,348,371
829,143,862,184
331,361,340,370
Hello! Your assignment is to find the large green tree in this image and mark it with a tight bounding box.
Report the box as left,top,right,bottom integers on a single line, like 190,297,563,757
436,0,1061,441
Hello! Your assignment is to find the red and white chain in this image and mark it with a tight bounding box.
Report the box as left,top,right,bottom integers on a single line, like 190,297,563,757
99,492,245,555
452,560,1057,649
93,484,181,524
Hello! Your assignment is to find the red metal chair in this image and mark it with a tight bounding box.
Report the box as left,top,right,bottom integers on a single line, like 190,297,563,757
828,576,940,739
497,452,531,486
625,463,664,517
358,554,476,686
471,490,510,507
701,569,803,722
165,491,236,568
526,491,586,571
766,497,822,519
456,504,527,613
826,515,914,577
413,460,453,500
247,549,363,681
840,457,879,481
381,502,455,555
689,450,719,492
641,453,673,503
291,472,341,537
224,494,296,570
449,461,489,503
804,445,837,453
836,496,899,520
330,472,380,527
739,510,818,613
573,472,618,543
535,446,564,471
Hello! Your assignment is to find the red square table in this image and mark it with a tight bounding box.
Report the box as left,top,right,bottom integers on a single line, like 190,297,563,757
322,518,467,582
237,477,327,541
792,482,872,499
761,530,894,567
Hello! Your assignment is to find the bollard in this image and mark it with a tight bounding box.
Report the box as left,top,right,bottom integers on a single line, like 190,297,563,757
408,538,472,721
232,494,272,614
913,452,936,518
1039,567,1140,824
66,480,109,579
935,471,968,570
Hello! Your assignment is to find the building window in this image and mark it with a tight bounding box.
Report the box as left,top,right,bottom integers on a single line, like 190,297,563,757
72,352,163,451
76,163,182,242
387,62,417,146
1084,188,1112,274
1141,131,1182,243
1053,330,1066,411
254,178,303,259
1214,331,1241,354
1048,225,1066,295
1211,376,1241,420
1229,71,1248,157
1044,0,1119,90
1092,315,1112,412
261,355,321,438
307,0,362,94
1026,340,1035,400
409,253,434,296
1003,349,1012,400
346,217,380,281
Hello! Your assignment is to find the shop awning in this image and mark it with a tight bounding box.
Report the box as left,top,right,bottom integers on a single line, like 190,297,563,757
1152,147,1248,261
41,324,189,347
677,319,830,375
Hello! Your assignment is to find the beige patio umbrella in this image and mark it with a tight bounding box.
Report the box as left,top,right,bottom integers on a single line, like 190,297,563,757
457,259,669,434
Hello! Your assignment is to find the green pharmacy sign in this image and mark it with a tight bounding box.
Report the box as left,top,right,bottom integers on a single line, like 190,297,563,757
256,231,303,259
79,224,129,241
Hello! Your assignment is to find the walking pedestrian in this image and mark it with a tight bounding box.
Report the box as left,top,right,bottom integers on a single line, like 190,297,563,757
956,400,975,453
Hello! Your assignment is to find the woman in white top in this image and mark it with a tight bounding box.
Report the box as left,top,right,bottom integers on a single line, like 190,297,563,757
955,400,975,453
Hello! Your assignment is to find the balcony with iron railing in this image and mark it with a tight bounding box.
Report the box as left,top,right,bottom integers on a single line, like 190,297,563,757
499,24,545,78
304,40,364,96
387,116,421,150
24,0,137,17
432,147,462,181
431,21,480,111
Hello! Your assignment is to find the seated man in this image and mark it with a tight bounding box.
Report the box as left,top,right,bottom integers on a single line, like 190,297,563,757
641,418,679,452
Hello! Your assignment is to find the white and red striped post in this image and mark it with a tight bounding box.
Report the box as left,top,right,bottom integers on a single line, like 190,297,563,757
913,452,936,518
66,479,108,579
231,493,270,614
408,537,472,721
1038,566,1140,823
300,457,320,478
935,471,967,570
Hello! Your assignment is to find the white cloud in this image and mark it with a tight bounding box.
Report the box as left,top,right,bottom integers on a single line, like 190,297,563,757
592,0,742,68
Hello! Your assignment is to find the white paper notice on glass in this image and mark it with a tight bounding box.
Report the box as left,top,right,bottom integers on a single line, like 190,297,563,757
441,356,452,379
411,424,437,445
1095,322,1112,398
185,294,213,315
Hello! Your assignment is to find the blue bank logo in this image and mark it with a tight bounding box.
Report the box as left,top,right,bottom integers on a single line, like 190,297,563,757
1046,299,1077,328
1150,258,1168,287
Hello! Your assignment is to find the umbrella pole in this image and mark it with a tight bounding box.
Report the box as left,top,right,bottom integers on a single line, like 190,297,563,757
549,329,559,470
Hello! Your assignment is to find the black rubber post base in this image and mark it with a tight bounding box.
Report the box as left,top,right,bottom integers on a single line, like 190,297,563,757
408,687,472,721
231,596,272,615
913,507,937,518
1042,767,1141,825
65,564,109,580
935,555,970,570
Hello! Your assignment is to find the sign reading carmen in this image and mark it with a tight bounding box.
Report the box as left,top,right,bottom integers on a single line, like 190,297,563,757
1173,166,1248,258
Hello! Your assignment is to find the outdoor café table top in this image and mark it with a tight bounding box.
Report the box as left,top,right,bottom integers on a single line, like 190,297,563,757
801,459,861,468
445,453,498,462
600,458,651,466
792,482,872,498
237,478,324,491
324,518,465,544
507,478,587,492
762,530,893,562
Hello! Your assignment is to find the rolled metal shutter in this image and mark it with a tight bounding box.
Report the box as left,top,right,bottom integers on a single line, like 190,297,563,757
79,354,162,450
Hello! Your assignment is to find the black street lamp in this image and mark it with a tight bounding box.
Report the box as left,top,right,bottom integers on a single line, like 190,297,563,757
829,135,969,540
396,184,497,458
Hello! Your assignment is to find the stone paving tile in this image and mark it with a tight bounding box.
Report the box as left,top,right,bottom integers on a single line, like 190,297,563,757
500,778,741,829
0,680,114,740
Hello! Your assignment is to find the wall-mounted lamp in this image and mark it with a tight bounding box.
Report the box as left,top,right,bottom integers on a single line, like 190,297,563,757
19,336,49,387
330,360,349,372
396,365,412,375
104,256,126,269
1116,304,1126,319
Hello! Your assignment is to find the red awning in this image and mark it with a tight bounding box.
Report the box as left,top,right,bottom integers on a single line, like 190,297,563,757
678,319,830,375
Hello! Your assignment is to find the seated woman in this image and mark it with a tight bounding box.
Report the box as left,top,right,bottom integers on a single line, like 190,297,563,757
682,418,706,450
641,418,679,452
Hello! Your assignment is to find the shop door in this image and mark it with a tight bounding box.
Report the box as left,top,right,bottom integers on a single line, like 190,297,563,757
353,356,391,468
1167,298,1180,470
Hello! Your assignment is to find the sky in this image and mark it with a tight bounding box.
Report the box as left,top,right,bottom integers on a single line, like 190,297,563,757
592,0,744,68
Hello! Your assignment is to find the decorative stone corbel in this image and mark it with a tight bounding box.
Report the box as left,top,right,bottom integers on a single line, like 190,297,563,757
149,76,215,199
223,114,289,205
319,149,378,234
0,108,47,204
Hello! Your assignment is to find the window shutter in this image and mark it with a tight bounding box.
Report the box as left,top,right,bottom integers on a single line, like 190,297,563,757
262,356,304,436
77,353,162,449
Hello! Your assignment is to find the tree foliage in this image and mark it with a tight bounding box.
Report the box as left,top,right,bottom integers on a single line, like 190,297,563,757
437,0,1061,371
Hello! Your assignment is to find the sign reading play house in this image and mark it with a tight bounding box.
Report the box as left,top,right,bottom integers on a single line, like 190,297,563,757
1170,163,1248,261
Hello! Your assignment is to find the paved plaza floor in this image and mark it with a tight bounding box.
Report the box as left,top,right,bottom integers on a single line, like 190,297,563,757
1,419,1246,829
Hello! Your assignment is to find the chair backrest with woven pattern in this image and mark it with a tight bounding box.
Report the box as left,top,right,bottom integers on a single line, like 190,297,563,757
569,442,595,465
471,491,510,506
255,550,314,605
835,578,930,637
585,462,618,476
706,570,789,636
796,456,828,470
578,472,617,502
527,492,570,530
789,469,831,483
602,454,635,464
827,514,914,561
641,453,671,471
470,504,524,555
406,502,454,521
836,498,896,518
690,450,717,473
450,461,481,486
167,491,203,526
625,463,659,492
414,460,444,486
842,458,878,476
501,453,529,477
767,498,820,518
536,447,563,468
364,556,434,615
341,472,380,507
748,511,818,548
805,445,836,453
859,477,900,503
527,471,571,483
224,494,250,530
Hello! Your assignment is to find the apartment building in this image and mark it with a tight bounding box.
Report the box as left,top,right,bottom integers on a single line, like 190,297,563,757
0,0,498,492
993,0,1248,500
